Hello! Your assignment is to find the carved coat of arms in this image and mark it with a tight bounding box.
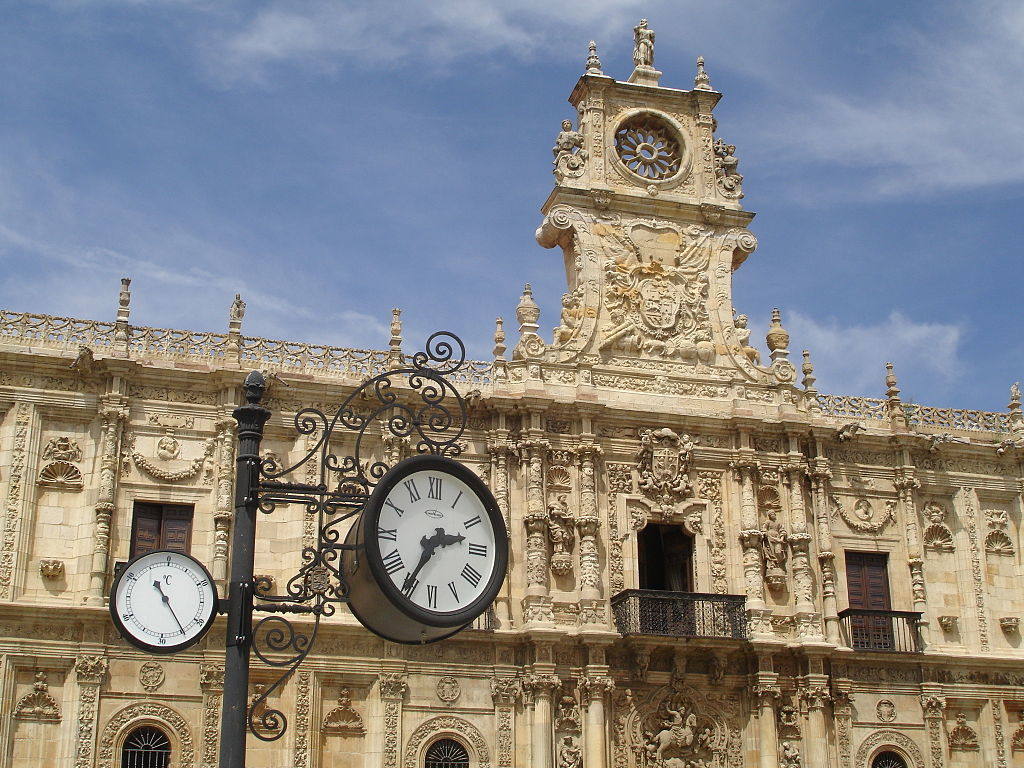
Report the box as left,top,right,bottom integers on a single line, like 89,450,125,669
636,428,695,508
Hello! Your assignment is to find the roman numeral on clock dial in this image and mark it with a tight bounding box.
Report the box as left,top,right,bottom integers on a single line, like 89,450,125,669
427,476,443,500
382,549,404,575
468,543,487,556
403,479,421,503
427,584,438,608
377,527,397,541
461,563,483,587
464,515,481,529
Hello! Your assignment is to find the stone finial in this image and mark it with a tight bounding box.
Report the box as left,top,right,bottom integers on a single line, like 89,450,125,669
802,349,821,414
117,277,131,323
586,41,602,74
513,284,546,361
1009,382,1023,435
516,284,540,329
113,277,133,357
694,56,712,90
385,309,401,364
885,362,900,401
766,308,790,363
884,362,908,429
493,317,507,361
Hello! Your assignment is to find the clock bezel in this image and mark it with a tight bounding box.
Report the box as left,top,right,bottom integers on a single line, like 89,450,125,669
108,549,219,655
362,454,507,629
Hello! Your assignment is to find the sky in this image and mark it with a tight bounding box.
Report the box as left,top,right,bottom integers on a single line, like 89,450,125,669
1,0,1021,412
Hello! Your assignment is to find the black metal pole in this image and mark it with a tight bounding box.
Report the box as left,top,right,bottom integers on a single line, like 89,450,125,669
220,371,271,768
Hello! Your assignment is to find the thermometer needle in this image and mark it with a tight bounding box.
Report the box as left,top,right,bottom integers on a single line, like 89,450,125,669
153,580,186,634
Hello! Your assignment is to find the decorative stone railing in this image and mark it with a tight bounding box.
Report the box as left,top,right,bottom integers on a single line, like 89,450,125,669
0,309,1013,432
817,393,1010,433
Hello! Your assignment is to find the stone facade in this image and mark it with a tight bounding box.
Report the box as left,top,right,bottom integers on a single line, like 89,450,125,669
0,22,1022,768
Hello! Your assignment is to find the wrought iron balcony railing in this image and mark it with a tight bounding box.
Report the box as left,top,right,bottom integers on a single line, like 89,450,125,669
611,590,747,640
838,608,923,653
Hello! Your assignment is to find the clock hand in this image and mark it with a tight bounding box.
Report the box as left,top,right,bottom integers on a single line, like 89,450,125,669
402,533,441,593
153,580,187,635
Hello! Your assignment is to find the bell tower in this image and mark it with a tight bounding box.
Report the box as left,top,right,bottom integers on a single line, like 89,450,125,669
532,22,796,393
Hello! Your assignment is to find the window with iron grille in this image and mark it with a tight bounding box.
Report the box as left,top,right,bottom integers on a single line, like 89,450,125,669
121,726,170,768
871,751,908,768
130,502,194,558
424,738,470,768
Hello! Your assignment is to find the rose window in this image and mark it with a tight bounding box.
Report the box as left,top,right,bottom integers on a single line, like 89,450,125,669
615,116,681,180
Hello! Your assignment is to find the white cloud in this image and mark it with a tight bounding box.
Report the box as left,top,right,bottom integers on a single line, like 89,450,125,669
758,0,1024,198
778,309,964,400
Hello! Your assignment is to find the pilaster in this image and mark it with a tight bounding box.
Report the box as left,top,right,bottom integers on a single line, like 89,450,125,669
378,672,408,768
73,654,108,768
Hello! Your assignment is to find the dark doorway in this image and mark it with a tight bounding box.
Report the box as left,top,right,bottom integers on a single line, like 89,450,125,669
638,524,693,592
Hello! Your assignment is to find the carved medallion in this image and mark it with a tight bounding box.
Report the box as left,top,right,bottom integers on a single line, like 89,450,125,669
139,662,165,693
876,699,897,723
436,676,460,704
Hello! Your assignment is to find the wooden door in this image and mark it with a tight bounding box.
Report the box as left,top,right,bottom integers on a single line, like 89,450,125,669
845,552,893,649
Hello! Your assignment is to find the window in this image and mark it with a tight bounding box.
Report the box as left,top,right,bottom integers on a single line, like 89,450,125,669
871,751,908,768
424,738,469,768
638,524,693,592
121,725,170,768
130,502,194,558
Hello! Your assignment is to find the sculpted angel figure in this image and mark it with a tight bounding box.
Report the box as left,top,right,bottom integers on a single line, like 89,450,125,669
558,736,582,768
733,314,761,364
633,19,655,67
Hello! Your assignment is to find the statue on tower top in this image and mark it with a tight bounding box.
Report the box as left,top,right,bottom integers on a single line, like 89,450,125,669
633,19,655,68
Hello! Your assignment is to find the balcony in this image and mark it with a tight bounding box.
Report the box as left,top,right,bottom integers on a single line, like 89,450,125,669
611,590,747,640
838,608,923,653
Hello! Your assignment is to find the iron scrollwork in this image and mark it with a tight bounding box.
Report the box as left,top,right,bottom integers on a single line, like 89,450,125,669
246,332,470,740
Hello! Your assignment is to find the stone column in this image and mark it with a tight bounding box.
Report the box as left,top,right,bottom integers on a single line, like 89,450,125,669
213,416,235,582
89,397,128,605
832,681,854,768
577,442,603,603
920,692,947,768
754,676,781,768
491,677,523,768
73,655,108,768
521,436,553,625
293,669,312,768
734,459,766,609
526,674,559,768
378,673,408,768
785,465,813,601
199,663,225,767
895,465,929,647
808,455,840,644
801,678,831,768
581,675,614,768
488,431,516,627
0,402,36,602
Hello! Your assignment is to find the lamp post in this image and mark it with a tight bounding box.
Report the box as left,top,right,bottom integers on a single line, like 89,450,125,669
219,371,270,768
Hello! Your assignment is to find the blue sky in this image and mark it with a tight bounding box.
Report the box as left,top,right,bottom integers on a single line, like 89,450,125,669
1,1,1021,411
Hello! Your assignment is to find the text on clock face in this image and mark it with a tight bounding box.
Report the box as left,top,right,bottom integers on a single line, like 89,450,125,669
376,469,496,614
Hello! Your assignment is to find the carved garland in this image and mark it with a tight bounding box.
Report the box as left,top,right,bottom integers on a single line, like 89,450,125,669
607,463,634,594
97,702,195,768
697,471,728,593
128,434,216,482
854,729,925,768
831,495,896,535
293,670,311,768
403,715,491,768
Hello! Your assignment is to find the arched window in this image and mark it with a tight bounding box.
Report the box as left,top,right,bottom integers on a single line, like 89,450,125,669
121,725,171,768
424,737,470,768
872,752,908,768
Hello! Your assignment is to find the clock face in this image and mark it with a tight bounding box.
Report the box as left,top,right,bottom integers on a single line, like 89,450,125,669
109,550,218,654
366,456,506,627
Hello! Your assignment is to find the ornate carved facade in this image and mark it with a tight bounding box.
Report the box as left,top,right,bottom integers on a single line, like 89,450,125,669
0,21,1021,768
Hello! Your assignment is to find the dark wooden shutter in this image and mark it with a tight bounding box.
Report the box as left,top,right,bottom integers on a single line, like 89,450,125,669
846,552,891,609
845,551,893,649
161,505,193,553
130,504,163,557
